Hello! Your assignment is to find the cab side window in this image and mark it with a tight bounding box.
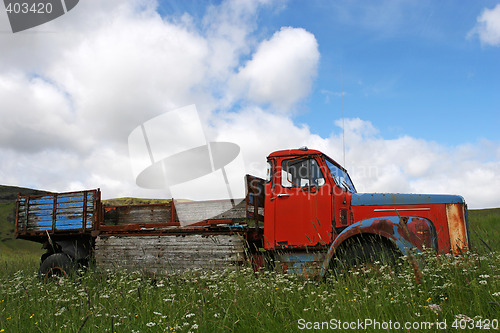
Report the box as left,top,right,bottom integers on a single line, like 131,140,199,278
281,158,325,188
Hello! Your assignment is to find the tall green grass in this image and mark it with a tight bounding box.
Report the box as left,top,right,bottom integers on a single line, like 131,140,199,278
468,208,500,253
1,252,499,332
1,210,499,332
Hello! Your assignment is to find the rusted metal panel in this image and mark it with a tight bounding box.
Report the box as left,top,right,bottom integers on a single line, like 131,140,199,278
94,234,246,273
446,203,469,254
16,189,100,238
319,215,439,277
275,253,325,277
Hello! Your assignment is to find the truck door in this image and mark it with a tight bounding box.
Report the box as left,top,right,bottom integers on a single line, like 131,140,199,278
271,157,332,248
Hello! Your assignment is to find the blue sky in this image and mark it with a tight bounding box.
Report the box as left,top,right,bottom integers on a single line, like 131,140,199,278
267,1,500,145
161,0,500,145
0,0,499,208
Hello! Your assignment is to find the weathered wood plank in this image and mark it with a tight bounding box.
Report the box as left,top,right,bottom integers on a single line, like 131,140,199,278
104,204,173,225
175,199,246,222
16,189,97,233
95,234,246,273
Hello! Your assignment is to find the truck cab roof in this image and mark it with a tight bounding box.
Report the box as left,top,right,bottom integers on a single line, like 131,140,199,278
267,147,323,158
267,147,345,170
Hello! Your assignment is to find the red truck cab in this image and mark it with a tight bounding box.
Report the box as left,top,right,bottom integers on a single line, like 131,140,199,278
259,147,470,275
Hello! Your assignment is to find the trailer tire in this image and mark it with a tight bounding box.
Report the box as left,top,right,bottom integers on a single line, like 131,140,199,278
39,253,74,282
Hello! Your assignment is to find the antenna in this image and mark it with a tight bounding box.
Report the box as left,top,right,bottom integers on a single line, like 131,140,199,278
341,67,346,169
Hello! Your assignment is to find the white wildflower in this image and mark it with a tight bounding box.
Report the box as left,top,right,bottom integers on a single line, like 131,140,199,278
54,307,66,316
455,314,472,321
427,304,442,313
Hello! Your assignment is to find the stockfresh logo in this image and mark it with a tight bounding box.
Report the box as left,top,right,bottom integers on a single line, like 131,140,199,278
128,105,246,226
3,0,79,33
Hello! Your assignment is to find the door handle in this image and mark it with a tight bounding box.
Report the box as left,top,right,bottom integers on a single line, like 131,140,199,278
277,194,290,198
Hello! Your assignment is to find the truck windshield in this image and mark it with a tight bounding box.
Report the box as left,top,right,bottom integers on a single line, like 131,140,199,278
325,159,356,193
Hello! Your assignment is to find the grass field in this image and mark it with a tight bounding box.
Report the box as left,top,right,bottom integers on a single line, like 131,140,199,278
1,207,499,332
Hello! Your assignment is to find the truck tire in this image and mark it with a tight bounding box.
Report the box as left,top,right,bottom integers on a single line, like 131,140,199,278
335,237,399,272
39,253,74,282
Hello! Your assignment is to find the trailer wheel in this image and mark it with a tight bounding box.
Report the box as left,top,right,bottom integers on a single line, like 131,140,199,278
39,253,73,282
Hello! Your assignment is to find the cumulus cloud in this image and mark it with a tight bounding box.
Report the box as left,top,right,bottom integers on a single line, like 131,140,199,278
468,4,500,46
0,74,82,152
0,0,498,209
340,122,500,209
0,0,320,195
234,27,319,111
213,112,500,208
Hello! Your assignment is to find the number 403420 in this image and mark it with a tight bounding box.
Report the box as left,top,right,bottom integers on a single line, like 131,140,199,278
5,2,54,14
452,318,499,330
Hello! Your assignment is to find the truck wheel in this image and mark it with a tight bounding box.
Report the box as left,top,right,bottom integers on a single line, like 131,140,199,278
39,253,73,282
336,238,399,272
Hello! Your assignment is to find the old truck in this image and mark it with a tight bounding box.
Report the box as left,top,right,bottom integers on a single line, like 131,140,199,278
15,147,470,280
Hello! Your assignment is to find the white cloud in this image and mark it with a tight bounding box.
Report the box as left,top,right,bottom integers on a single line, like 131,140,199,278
234,27,319,111
0,74,84,152
212,112,500,208
468,4,500,46
0,0,498,210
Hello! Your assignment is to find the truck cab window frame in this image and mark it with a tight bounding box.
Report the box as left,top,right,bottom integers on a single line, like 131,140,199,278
266,160,273,183
325,158,356,193
281,157,325,188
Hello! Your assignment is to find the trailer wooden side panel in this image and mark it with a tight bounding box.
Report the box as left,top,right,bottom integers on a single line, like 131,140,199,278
16,189,100,239
101,199,247,229
94,234,246,273
103,203,174,225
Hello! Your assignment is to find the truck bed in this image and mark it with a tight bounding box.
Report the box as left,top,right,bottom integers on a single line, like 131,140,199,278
15,175,265,241
14,176,266,273
98,199,247,236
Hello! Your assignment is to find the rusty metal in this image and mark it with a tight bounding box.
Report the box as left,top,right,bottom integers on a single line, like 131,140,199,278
319,215,439,277
446,203,469,254
275,253,324,277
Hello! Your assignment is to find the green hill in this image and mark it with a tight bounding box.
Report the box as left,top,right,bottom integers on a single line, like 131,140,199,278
103,197,172,206
0,185,50,258
0,184,50,203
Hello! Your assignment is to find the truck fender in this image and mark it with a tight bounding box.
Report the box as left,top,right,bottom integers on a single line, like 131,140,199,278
320,216,435,277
